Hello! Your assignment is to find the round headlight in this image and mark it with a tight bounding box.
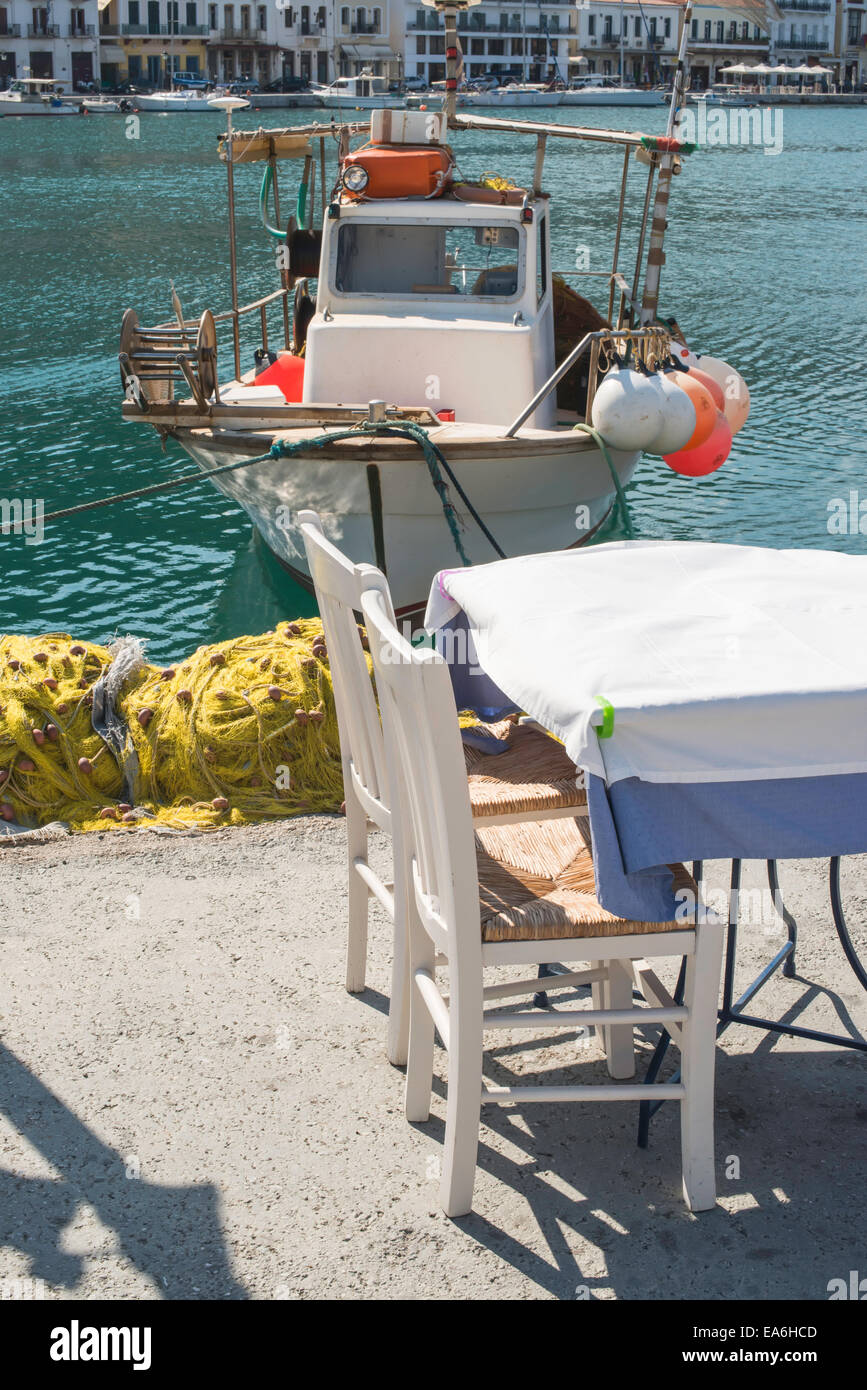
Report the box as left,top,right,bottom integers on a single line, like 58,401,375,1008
342,163,370,194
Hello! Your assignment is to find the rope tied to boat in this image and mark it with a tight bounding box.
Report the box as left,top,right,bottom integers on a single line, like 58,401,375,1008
26,418,505,567
572,422,636,540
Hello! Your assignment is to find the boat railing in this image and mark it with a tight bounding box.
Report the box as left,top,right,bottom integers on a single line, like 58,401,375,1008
505,325,671,439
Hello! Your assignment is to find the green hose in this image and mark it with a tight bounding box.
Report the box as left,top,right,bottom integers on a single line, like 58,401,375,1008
258,165,286,242
572,422,637,540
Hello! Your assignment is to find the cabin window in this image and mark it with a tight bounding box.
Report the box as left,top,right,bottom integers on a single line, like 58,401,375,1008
536,215,547,306
334,222,523,301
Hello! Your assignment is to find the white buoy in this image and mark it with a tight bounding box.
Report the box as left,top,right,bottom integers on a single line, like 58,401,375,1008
590,366,664,452
644,371,698,455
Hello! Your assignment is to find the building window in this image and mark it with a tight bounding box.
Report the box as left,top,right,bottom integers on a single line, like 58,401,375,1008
715,21,724,40
373,7,380,31
416,35,425,53
753,25,760,39
728,21,736,40
300,4,309,35
588,14,595,35
703,20,711,39
664,17,670,38
186,2,196,26
209,4,216,28
129,0,140,22
634,17,640,36
741,21,748,38
487,37,504,55
259,4,266,28
128,53,142,79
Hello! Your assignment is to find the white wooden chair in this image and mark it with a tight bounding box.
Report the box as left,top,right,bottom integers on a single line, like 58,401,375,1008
299,510,592,1068
361,581,726,1218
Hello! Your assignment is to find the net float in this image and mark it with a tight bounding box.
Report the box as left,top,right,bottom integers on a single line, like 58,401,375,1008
684,366,725,411
118,803,133,814
78,757,93,774
689,354,751,435
32,728,46,746
645,372,698,456
78,678,89,688
177,689,193,703
18,758,35,772
121,811,137,823
160,667,176,680
45,723,60,742
34,652,48,664
56,702,69,714
590,365,664,452
99,807,117,820
209,652,227,667
295,708,309,724
43,677,58,690
137,707,153,727
8,660,19,671
669,371,717,449
664,409,733,477
0,770,7,785
309,710,325,724
1,803,15,821
268,685,283,701
212,796,229,811
69,645,86,656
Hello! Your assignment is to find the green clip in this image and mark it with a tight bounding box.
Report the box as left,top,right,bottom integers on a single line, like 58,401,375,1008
594,696,615,740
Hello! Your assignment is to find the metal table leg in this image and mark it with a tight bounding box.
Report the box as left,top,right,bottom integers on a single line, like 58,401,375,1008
638,856,867,1146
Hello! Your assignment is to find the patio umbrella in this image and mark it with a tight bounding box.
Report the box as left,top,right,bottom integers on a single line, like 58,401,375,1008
749,63,773,74
721,62,754,74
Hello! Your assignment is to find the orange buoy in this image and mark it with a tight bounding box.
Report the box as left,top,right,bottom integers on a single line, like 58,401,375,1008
685,366,725,411
668,370,717,450
664,410,732,477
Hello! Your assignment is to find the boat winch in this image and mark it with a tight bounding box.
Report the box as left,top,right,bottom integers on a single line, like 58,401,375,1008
119,308,218,411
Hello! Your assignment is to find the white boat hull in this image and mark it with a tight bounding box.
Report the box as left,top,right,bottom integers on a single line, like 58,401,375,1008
134,93,218,111
560,89,661,107
459,88,562,108
312,92,404,109
175,425,639,614
0,97,74,115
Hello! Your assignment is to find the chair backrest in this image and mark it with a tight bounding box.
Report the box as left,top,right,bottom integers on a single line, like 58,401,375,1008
298,509,394,830
361,584,481,968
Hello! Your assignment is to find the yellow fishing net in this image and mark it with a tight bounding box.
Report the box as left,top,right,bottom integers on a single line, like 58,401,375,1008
0,621,345,833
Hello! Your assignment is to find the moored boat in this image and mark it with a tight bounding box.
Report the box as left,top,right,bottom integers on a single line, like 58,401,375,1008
311,72,403,110
116,4,706,617
0,78,75,115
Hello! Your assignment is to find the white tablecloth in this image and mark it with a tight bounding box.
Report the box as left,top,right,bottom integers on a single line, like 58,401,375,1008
424,540,867,785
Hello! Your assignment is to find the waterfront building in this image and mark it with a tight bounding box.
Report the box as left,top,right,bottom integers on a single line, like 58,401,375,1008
276,1,402,84
0,0,100,88
572,0,680,84
98,0,210,86
688,3,769,86
837,0,865,87
404,0,576,87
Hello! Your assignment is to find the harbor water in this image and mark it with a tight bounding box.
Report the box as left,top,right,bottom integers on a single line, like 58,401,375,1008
0,105,864,662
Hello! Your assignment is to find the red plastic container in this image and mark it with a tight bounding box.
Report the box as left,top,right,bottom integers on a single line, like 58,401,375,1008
341,146,453,201
253,353,305,403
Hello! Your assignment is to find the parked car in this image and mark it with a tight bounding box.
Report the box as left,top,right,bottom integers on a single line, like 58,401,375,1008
263,76,311,93
403,75,427,92
228,78,261,94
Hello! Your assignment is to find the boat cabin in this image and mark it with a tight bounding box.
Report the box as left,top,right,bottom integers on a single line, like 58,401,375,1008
324,73,392,101
304,191,556,428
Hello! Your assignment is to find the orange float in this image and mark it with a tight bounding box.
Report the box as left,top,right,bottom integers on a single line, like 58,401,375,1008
668,370,717,450
663,410,733,477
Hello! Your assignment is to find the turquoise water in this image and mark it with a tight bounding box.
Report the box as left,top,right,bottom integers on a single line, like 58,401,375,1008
0,105,865,663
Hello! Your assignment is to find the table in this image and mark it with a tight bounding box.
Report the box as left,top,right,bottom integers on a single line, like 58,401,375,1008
425,540,867,1135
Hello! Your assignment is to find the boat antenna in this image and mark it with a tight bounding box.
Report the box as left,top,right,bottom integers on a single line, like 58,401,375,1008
639,0,694,323
422,0,480,129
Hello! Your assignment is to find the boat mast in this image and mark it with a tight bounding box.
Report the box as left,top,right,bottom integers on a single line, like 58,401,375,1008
423,0,480,128
639,0,693,323
619,0,625,88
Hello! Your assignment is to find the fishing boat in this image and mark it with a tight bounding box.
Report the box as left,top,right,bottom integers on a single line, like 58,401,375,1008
117,5,701,618
311,72,402,110
81,96,131,114
0,78,75,116
459,83,563,108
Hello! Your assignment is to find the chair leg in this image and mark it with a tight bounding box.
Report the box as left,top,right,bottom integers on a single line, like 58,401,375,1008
680,922,725,1212
405,907,436,1123
604,958,636,1079
386,839,411,1068
344,789,369,994
591,963,606,1050
439,976,484,1219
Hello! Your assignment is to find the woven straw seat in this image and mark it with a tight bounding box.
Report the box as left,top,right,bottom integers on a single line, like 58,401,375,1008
476,817,694,942
464,719,587,819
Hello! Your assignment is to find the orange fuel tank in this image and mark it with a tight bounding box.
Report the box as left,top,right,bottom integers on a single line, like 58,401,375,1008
341,146,454,201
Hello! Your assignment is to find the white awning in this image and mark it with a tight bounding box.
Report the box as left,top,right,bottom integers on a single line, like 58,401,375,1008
340,44,398,60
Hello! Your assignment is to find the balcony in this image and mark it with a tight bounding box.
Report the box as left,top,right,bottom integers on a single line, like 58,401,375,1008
0,22,22,36
690,36,768,47
27,24,60,37
218,26,267,41
350,22,378,34
778,1,831,10
776,35,832,48
69,24,95,36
